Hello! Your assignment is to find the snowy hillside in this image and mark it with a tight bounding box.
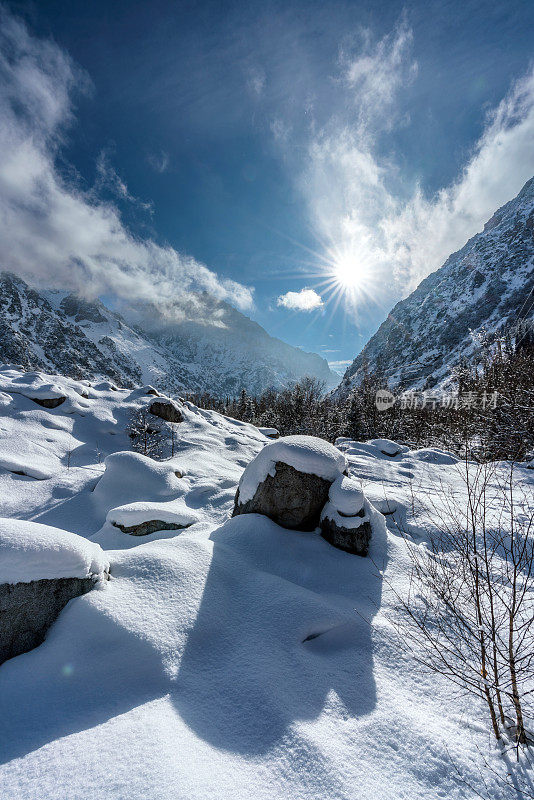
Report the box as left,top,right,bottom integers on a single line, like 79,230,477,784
0,365,530,799
338,177,534,393
0,272,336,397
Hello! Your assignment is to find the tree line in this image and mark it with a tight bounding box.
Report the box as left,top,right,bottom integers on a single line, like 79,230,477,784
186,325,534,462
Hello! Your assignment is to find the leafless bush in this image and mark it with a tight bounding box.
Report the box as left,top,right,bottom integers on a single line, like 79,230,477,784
392,461,534,748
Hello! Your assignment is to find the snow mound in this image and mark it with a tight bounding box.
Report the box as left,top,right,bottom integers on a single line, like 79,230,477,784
238,435,347,503
93,451,183,514
0,369,87,411
106,499,200,529
367,438,409,457
327,475,365,516
0,518,108,585
410,448,459,465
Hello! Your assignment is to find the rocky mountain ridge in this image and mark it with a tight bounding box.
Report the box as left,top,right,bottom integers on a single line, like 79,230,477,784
0,272,335,396
338,177,534,394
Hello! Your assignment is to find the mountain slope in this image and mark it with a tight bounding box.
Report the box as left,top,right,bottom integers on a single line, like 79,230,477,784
0,272,335,395
338,177,534,393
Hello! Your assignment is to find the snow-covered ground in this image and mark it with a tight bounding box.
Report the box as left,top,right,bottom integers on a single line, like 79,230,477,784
0,365,531,799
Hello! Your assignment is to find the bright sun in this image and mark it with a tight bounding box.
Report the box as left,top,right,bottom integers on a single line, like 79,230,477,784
334,255,364,289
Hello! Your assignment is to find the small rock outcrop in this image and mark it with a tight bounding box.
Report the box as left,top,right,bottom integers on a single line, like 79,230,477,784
111,519,191,536
368,439,408,457
320,512,372,557
233,435,347,531
31,396,66,409
0,575,100,666
149,398,183,423
259,427,280,439
320,476,372,556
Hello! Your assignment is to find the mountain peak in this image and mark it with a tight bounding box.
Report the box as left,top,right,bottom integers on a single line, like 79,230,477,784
0,272,336,395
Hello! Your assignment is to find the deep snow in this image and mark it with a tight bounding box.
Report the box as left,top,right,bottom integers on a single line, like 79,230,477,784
0,365,532,800
0,518,108,584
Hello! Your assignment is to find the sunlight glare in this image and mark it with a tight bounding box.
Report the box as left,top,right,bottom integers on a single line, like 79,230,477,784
334,254,364,289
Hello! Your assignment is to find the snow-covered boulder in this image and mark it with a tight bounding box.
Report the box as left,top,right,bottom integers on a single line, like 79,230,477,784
258,427,280,439
0,519,109,665
320,476,373,556
368,438,409,457
233,435,347,531
149,397,184,424
106,500,199,536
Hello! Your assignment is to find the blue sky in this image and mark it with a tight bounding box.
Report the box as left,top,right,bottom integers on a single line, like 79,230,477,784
2,1,534,372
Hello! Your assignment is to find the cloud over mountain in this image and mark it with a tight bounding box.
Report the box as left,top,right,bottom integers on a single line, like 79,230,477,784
0,8,252,323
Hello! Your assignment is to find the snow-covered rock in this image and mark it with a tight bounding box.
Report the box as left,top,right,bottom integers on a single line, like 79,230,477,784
368,439,409,457
106,500,200,536
236,436,348,504
233,435,347,530
0,518,108,585
0,518,108,665
149,397,184,423
319,476,373,556
258,426,279,439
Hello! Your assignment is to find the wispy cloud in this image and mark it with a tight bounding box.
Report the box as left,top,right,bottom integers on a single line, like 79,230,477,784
247,65,266,97
0,9,252,321
340,17,417,131
300,19,534,304
147,149,170,173
277,288,323,311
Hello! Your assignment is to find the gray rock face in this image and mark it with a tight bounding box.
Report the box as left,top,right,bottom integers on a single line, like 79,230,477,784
149,399,184,423
0,575,101,666
232,461,332,531
31,396,66,409
111,519,191,536
320,515,372,557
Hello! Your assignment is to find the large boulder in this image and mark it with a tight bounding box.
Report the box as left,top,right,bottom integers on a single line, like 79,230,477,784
0,576,98,665
0,518,109,665
320,476,372,556
233,435,347,531
149,398,183,424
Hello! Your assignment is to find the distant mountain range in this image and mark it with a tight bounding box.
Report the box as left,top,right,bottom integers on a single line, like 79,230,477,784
0,272,336,396
337,177,534,394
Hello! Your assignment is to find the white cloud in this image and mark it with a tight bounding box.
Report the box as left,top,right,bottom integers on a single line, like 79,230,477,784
277,288,323,311
0,9,252,322
301,21,534,304
340,17,417,131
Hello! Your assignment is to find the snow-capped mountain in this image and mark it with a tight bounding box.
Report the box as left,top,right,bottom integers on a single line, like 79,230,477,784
338,177,534,394
0,272,335,396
